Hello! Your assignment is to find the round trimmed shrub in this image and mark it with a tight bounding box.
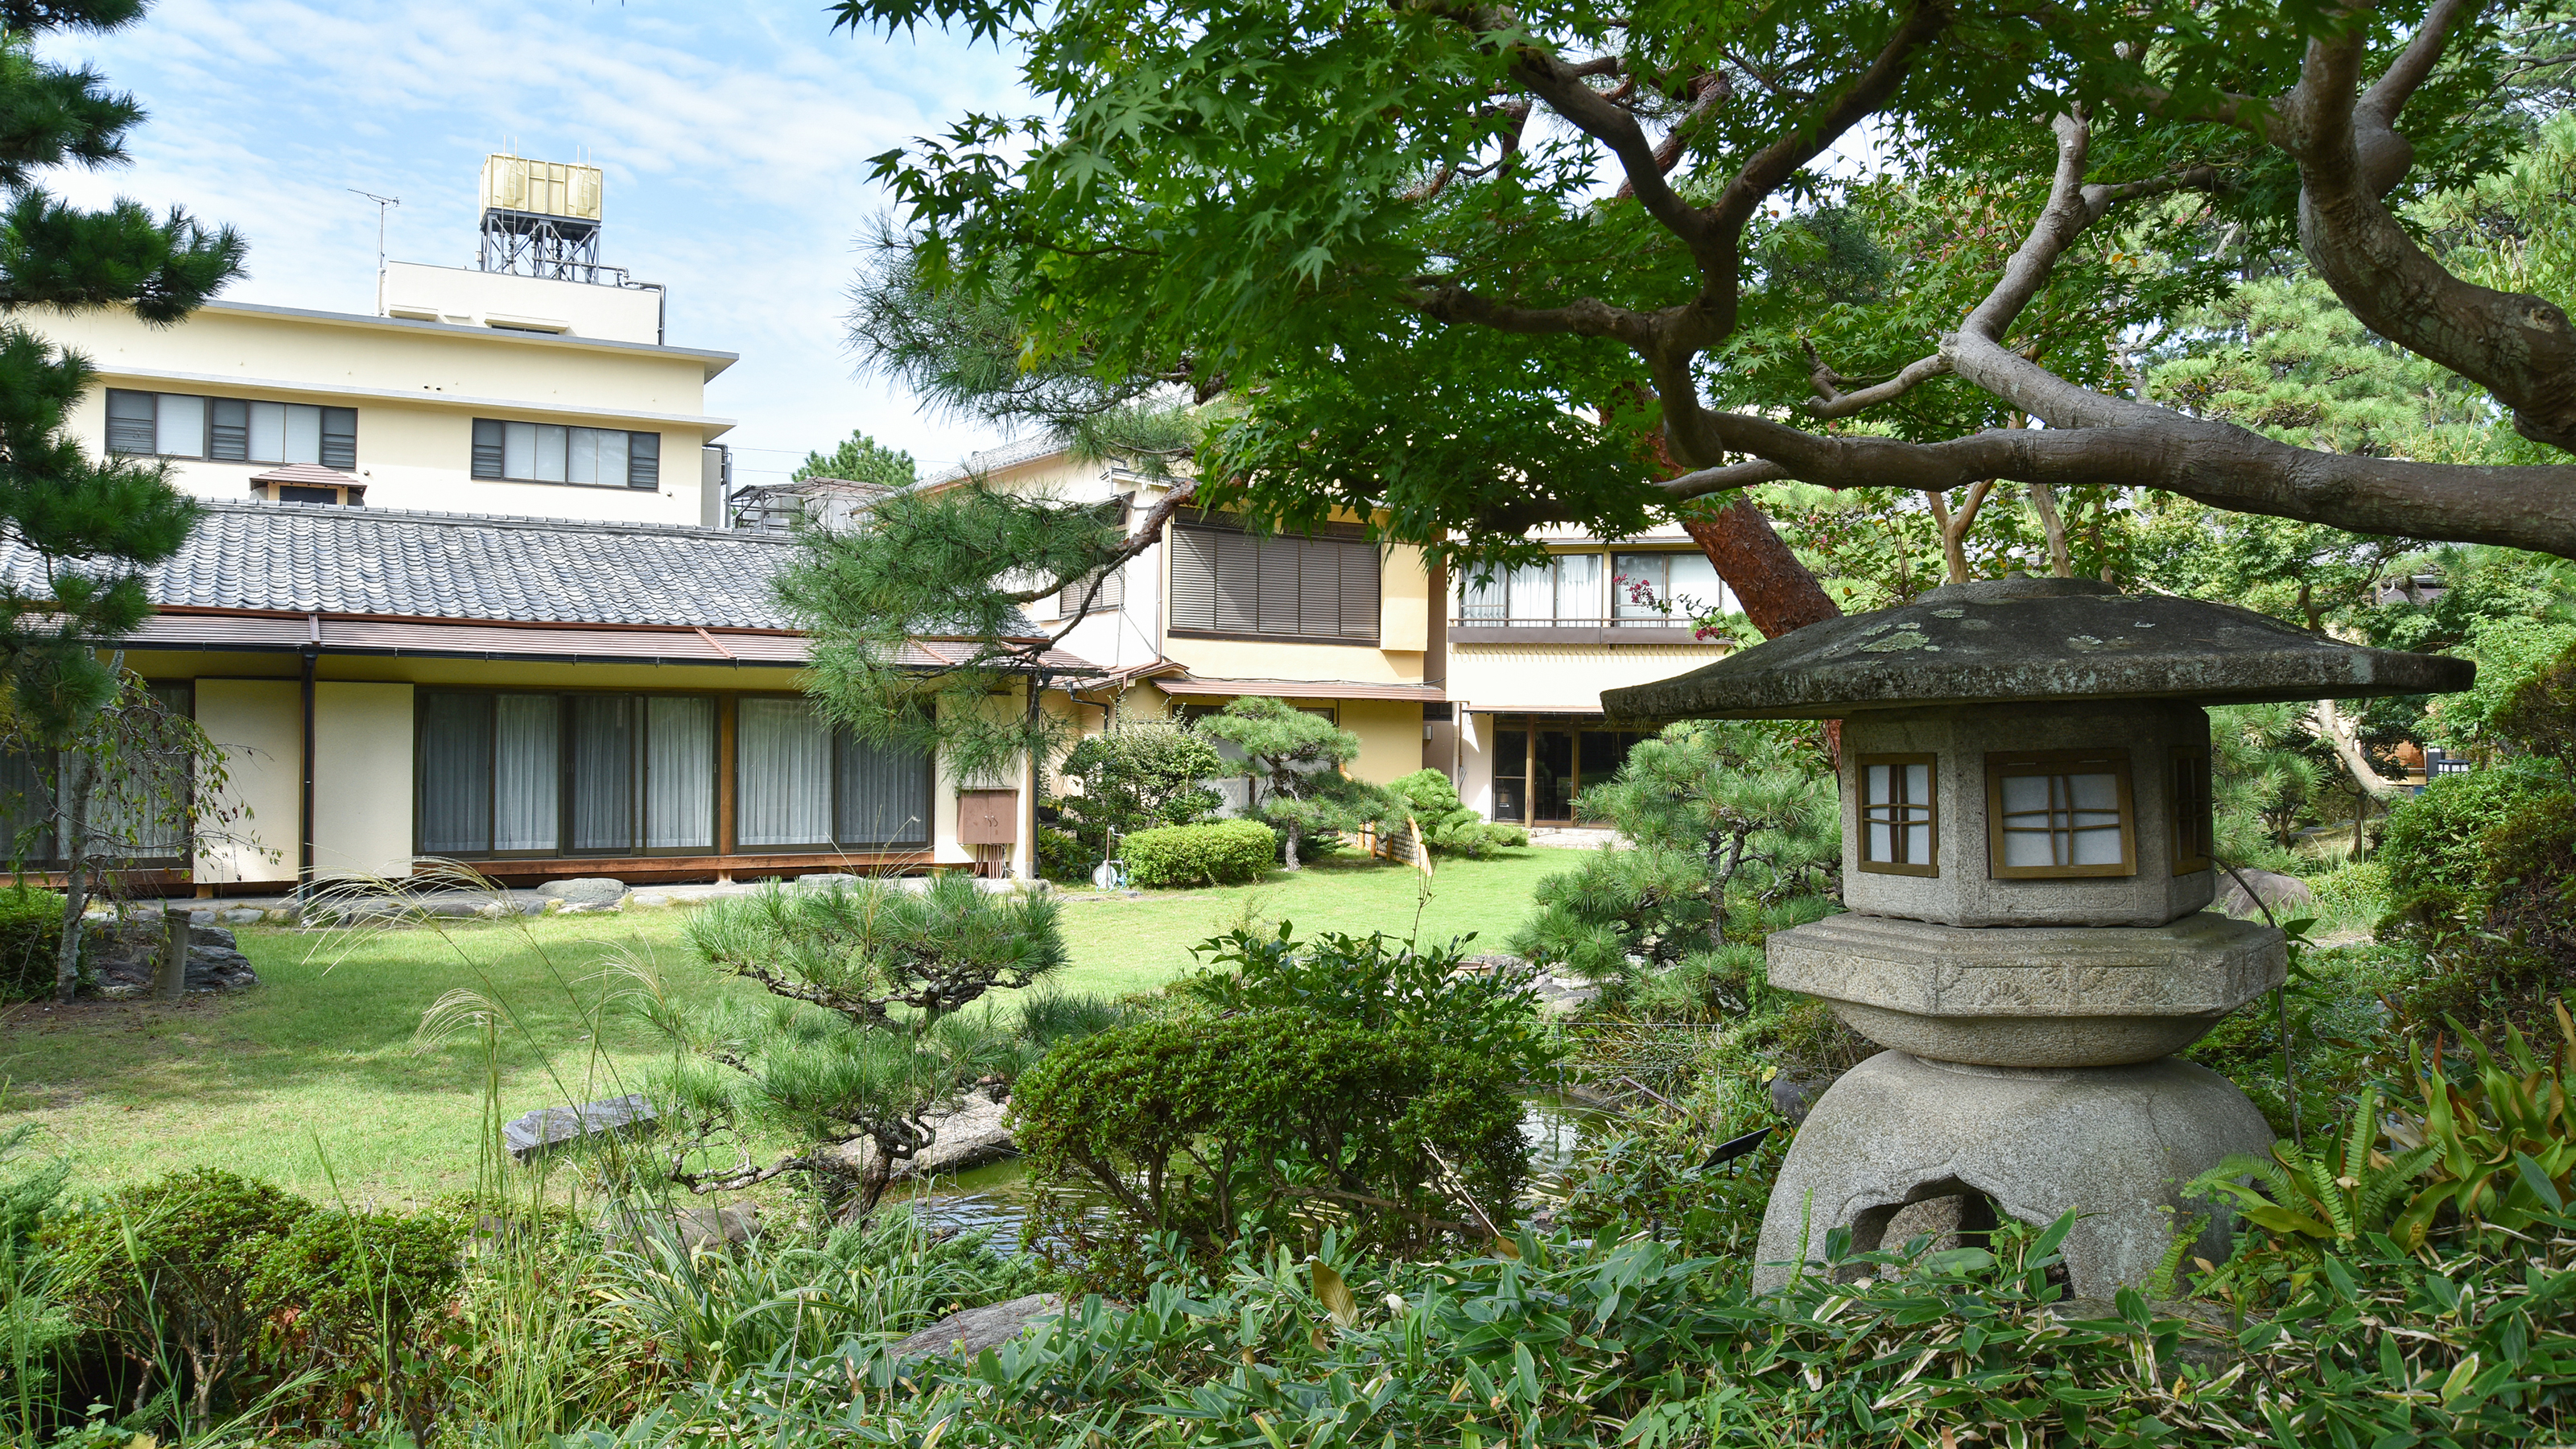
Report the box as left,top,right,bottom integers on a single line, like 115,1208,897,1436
1121,819,1278,888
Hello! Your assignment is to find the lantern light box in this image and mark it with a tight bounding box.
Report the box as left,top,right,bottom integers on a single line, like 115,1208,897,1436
1604,575,2473,1298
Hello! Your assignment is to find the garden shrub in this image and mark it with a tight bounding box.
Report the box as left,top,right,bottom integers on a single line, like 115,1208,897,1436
0,887,68,1004
1010,1009,1528,1281
608,1208,2576,1448
1119,819,1276,888
1381,769,1525,857
2379,768,2551,928
246,1206,468,1442
1055,721,1224,861
1171,927,1558,1077
43,1169,313,1427
1034,824,1089,884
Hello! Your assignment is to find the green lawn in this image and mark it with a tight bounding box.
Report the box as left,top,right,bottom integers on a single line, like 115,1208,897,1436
0,848,1585,1206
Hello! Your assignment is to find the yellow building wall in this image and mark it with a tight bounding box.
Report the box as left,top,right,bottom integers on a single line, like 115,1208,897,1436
1336,698,1426,786
312,682,415,880
1160,636,1425,685
191,679,299,885
1446,643,1727,714
1378,544,1431,652
39,303,725,526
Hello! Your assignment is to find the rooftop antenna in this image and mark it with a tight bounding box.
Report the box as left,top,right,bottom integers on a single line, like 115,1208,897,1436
349,188,399,314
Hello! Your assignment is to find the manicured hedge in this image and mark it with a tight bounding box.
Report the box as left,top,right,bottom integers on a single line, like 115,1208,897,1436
1122,819,1277,888
0,886,67,1002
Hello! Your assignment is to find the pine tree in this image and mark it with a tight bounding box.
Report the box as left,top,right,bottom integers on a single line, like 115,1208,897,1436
0,2,245,1003
791,429,916,489
0,5,243,737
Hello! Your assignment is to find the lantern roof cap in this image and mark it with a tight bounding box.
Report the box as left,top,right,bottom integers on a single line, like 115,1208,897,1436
1604,575,2474,720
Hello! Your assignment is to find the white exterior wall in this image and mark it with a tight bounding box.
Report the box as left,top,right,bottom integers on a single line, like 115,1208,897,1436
381,262,662,341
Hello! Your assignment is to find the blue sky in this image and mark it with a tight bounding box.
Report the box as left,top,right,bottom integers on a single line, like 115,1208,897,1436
35,1,1034,489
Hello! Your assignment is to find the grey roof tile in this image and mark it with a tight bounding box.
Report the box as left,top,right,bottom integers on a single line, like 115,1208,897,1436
0,500,1047,636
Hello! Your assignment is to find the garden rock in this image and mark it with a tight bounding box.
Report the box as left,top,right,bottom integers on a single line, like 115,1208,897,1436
626,890,675,910
537,877,629,909
83,919,259,997
597,1200,759,1252
502,1093,657,1162
218,908,263,926
890,1294,1063,1362
798,873,860,890
2214,867,2314,922
829,1091,1015,1181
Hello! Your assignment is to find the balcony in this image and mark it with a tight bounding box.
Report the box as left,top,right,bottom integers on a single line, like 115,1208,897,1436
1447,615,1718,646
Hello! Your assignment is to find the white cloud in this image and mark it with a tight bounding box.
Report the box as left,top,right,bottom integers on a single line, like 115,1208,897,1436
34,0,1041,478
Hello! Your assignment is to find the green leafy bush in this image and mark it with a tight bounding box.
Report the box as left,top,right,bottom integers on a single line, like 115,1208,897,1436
43,1170,313,1428
1173,927,1558,1080
1119,819,1277,888
1055,721,1224,860
0,888,67,1004
246,1207,467,1443
2380,769,2552,927
596,1210,2576,1448
1381,769,1525,857
1011,1010,1527,1278
1034,824,1090,883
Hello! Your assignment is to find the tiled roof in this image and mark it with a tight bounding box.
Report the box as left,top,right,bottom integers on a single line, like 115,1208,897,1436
0,500,1052,638
250,463,365,488
921,434,1071,485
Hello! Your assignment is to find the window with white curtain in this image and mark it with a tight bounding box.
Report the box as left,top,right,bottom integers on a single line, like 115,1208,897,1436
1612,551,1733,622
1459,552,1606,624
469,419,661,488
107,389,356,468
0,683,195,865
737,696,931,849
417,690,713,857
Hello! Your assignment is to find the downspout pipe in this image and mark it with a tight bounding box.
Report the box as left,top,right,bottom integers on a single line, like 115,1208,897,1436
299,617,319,894
1025,665,1049,881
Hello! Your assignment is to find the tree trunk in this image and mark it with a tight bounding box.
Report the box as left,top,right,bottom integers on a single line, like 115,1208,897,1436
2310,696,2405,800
1681,500,1840,639
53,752,93,1005
2028,483,2074,577
1282,817,1303,870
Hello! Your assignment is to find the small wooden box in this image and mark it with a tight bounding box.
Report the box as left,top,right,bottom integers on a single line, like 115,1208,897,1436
956,789,1020,845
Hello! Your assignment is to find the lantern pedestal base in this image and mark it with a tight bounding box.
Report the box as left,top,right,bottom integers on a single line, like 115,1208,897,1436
1752,1050,2272,1300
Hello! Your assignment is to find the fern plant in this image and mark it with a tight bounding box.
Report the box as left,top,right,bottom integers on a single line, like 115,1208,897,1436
2190,1087,2437,1253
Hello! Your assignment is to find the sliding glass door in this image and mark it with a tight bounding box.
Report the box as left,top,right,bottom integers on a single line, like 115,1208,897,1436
736,696,931,850
418,690,715,857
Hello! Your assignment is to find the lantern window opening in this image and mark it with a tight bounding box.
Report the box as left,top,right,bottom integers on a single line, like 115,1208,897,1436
2169,746,2213,874
1986,750,2138,879
1856,752,1938,877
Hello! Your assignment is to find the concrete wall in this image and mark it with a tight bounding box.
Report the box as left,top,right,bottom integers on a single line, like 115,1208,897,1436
1378,543,1430,651
39,302,728,526
191,679,300,885
312,682,415,879
1338,698,1426,786
381,263,662,342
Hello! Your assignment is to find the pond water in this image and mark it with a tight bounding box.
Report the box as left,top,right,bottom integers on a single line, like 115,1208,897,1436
894,1092,1609,1249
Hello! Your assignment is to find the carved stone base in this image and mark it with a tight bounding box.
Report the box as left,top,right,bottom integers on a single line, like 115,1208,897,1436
1752,1051,2273,1300
1766,911,2285,1067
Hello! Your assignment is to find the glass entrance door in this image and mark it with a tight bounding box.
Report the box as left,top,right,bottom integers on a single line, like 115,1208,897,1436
1534,729,1576,822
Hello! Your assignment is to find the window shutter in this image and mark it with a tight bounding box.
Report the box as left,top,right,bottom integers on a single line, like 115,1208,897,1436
105,390,157,456
1257,535,1302,635
1340,540,1381,639
320,407,358,469
1171,527,1217,630
472,419,506,479
1295,539,1337,637
628,431,660,487
208,399,250,461
1059,562,1125,616
1214,530,1260,632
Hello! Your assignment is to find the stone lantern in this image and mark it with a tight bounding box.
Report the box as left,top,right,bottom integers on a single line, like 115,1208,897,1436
1603,576,2471,1297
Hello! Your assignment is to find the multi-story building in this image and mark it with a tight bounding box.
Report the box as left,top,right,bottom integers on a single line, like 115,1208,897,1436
32,158,736,526
9,159,1049,894
910,441,1739,827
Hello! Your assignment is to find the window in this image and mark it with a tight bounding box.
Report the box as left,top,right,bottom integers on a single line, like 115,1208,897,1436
0,683,192,865
1058,562,1125,617
1858,753,1938,876
1460,552,1604,625
1612,551,1732,623
417,691,716,857
1986,749,2136,878
1169,522,1378,641
107,390,355,468
470,419,661,488
735,696,931,849
2170,746,2212,873
1486,715,1648,824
